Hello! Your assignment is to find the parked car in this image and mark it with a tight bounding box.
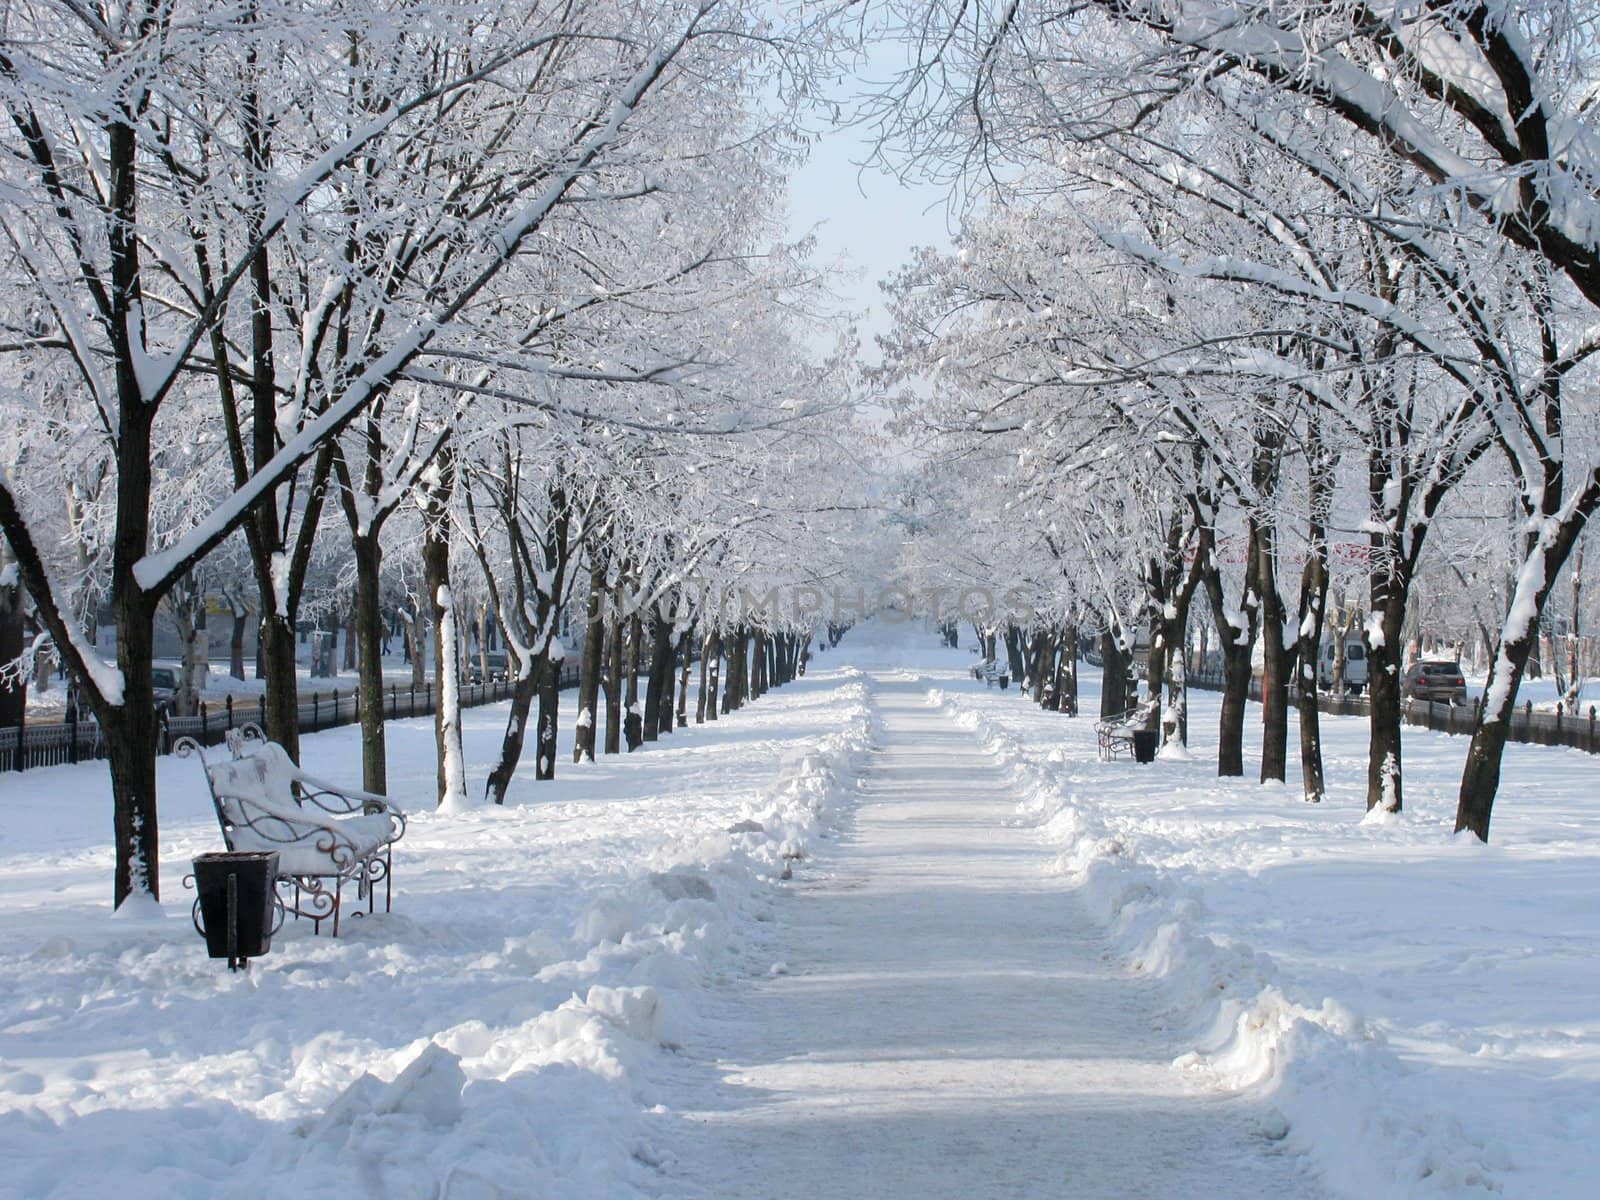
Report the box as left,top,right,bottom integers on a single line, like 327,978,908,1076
150,665,179,714
468,651,510,685
1402,660,1468,704
1316,637,1368,693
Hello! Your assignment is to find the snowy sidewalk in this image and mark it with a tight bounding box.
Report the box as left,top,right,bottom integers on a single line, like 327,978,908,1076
657,677,1321,1198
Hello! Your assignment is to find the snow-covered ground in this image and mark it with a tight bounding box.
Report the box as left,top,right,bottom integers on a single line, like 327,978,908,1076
0,661,871,1198
931,642,1600,1199
1,623,1595,1198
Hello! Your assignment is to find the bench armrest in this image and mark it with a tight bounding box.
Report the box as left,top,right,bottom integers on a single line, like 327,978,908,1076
290,769,401,818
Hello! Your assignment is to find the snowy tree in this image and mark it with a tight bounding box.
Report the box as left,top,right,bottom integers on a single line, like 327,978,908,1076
0,0,841,906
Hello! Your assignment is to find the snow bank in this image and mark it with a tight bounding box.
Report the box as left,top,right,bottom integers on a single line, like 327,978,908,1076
928,685,1518,1199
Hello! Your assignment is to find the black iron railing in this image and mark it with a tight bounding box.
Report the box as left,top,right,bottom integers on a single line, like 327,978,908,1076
1184,670,1600,755
0,662,581,772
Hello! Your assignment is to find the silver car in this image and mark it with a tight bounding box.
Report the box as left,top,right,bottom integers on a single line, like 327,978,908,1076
1402,660,1467,704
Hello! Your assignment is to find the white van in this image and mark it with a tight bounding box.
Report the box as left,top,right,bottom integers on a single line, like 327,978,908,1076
1317,637,1368,693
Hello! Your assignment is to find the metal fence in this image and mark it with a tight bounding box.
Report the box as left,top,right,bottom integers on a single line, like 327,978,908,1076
1186,670,1600,756
0,662,581,773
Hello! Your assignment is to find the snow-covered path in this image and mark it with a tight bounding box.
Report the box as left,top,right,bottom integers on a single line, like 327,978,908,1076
657,675,1322,1198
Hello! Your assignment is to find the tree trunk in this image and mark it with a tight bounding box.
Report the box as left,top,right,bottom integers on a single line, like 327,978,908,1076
1218,641,1252,778
352,532,387,793
171,592,202,717
1295,427,1333,803
1055,628,1078,714
696,632,711,723
624,611,644,750
722,627,744,714
1364,537,1411,813
643,609,670,741
676,626,692,726
1160,600,1194,748
229,609,248,681
1199,521,1260,778
109,565,160,906
1366,622,1405,812
1004,625,1026,682
657,632,677,734
103,694,159,907
1254,523,1291,784
475,604,490,693
486,672,537,804
574,562,605,763
1145,606,1167,711
703,630,720,723
0,579,25,729
535,656,559,780
1029,629,1050,704
604,592,623,754
257,611,301,759
424,510,467,809
343,603,358,672
1457,487,1600,838
751,631,768,699
1099,631,1129,718
409,607,427,687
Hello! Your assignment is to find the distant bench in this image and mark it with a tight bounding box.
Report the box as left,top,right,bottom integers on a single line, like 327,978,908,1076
1095,701,1158,762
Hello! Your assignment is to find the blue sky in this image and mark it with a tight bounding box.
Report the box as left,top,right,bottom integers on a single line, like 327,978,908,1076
781,68,956,363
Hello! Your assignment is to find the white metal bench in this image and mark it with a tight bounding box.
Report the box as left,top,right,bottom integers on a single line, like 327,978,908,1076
1095,700,1159,761
176,724,406,935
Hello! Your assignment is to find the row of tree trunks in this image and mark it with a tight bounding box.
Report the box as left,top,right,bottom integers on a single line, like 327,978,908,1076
1017,624,1079,717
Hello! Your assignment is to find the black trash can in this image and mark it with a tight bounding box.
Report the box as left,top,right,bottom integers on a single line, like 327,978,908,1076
1131,729,1159,763
998,675,1010,690
191,851,281,970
